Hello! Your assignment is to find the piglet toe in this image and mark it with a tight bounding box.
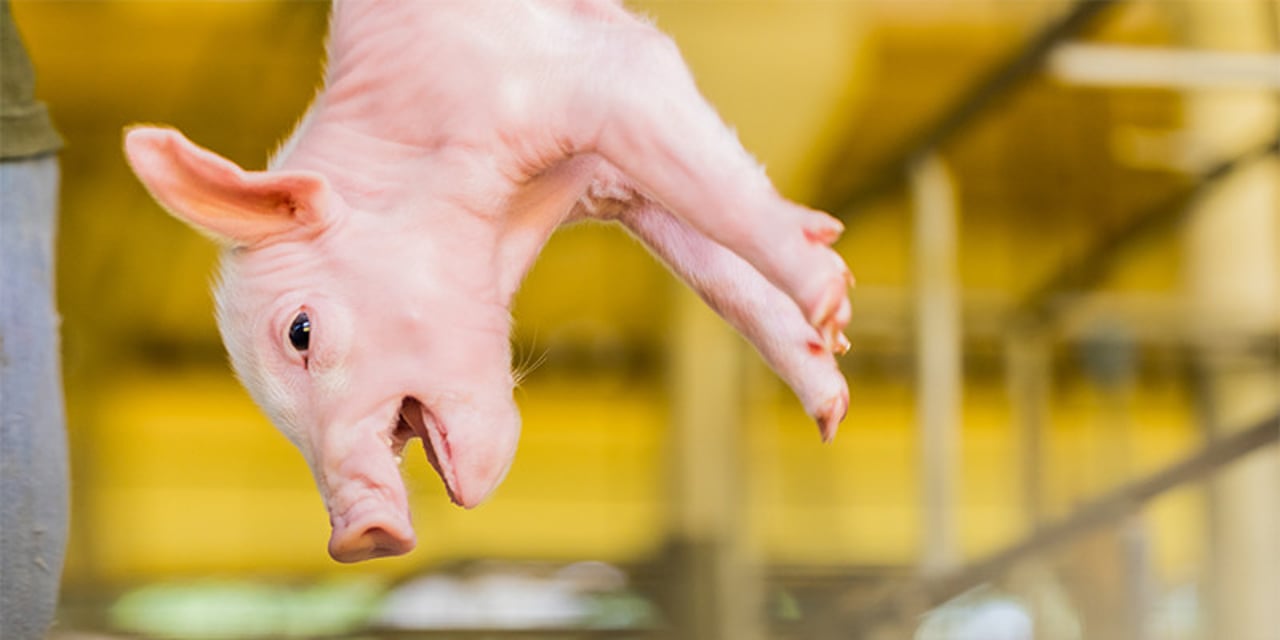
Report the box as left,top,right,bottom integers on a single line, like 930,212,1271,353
806,258,854,352
815,391,849,443
835,332,852,356
802,211,845,246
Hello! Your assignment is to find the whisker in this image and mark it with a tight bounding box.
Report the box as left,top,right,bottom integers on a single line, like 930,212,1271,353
514,348,549,387
511,328,549,387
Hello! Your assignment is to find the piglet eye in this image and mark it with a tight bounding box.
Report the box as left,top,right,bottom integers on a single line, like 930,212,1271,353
288,312,311,352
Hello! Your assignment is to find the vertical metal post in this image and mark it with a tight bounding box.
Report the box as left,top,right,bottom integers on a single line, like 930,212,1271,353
1118,516,1152,640
1005,324,1061,640
1184,156,1280,640
1006,324,1049,529
1182,5,1280,635
666,285,761,640
909,152,962,574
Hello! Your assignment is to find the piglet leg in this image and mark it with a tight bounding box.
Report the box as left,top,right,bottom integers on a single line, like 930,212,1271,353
615,201,849,441
588,37,852,351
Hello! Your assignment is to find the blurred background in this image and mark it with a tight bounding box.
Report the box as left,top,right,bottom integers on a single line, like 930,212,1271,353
8,0,1278,638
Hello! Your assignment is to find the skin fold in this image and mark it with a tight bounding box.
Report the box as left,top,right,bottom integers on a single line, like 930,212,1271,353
124,0,853,563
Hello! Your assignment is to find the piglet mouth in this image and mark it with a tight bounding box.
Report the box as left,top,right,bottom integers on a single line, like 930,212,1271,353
392,397,461,505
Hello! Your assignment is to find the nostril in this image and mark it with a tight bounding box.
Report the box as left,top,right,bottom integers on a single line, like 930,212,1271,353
360,526,414,558
329,524,415,563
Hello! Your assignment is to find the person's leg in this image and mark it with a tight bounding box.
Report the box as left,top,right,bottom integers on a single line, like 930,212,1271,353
0,153,68,640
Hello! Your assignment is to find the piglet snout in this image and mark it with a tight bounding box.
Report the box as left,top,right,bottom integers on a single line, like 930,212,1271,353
327,497,416,563
321,421,418,562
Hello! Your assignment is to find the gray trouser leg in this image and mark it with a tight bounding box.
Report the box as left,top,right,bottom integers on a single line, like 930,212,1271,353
0,154,68,640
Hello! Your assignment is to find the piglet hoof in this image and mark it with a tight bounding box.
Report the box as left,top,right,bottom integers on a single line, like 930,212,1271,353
835,332,852,356
815,392,848,443
806,258,855,353
802,211,845,246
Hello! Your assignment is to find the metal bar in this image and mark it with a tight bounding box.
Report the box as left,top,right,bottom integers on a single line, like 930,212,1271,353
1015,136,1280,323
1048,44,1280,90
843,410,1280,633
815,0,1119,216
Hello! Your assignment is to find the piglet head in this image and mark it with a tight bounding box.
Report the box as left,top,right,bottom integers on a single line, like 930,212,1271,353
124,127,520,562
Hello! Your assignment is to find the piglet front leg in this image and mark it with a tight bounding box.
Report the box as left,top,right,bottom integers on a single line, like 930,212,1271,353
579,29,854,353
623,204,850,441
578,177,849,441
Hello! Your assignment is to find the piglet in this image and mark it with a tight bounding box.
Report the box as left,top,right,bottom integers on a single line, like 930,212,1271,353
124,0,852,562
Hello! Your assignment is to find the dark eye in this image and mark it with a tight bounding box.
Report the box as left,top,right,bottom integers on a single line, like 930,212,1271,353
288,312,311,352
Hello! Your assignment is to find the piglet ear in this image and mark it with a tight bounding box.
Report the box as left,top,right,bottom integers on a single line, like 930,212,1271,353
124,126,333,247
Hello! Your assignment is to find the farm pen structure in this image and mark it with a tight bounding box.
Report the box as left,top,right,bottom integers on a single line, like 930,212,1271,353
8,0,1277,638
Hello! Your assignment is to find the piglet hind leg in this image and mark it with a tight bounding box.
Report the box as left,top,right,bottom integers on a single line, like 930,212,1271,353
611,200,849,441
585,33,853,352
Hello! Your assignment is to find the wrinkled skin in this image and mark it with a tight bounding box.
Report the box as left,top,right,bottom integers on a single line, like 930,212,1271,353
124,0,853,563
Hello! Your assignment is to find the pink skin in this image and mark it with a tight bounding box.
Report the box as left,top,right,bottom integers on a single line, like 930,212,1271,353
123,0,852,563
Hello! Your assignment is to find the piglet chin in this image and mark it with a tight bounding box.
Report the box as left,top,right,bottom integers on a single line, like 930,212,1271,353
398,397,464,506
398,396,515,509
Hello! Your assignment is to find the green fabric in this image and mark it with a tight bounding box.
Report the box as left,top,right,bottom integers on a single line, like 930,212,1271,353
1,0,61,160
